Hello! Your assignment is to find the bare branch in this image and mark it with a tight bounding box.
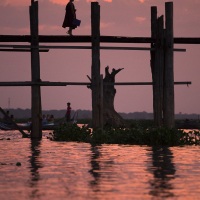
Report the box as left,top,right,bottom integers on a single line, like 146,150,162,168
111,68,124,76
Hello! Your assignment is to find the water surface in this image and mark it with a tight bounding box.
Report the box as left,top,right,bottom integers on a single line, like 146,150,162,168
0,131,200,199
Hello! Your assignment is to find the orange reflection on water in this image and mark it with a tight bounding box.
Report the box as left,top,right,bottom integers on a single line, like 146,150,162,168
88,145,153,199
171,146,200,199
146,147,176,199
1,131,200,199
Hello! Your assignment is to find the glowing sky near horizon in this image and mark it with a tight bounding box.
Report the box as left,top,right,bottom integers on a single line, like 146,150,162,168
0,0,200,114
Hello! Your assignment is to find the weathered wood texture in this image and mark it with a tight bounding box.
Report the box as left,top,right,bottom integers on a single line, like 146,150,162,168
103,67,125,127
100,75,104,130
0,49,48,52
91,2,101,129
0,81,191,86
30,1,42,138
0,35,200,44
163,2,174,128
0,44,186,52
154,15,165,126
157,16,165,126
151,6,158,126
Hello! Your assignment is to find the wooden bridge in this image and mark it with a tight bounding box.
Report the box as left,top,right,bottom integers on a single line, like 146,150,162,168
0,0,199,138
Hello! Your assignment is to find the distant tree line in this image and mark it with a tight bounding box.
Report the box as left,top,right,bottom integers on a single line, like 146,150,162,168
0,108,199,120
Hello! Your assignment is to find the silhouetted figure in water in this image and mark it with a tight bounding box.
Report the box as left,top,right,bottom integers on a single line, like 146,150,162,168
62,0,77,36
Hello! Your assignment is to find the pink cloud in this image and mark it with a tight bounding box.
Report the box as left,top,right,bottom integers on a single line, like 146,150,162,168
138,0,150,3
135,16,146,23
39,24,60,32
50,0,112,5
49,0,67,5
0,26,30,34
86,0,112,2
100,21,114,29
138,0,145,3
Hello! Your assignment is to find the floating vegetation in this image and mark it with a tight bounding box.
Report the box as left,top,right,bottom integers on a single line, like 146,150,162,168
50,123,200,146
51,123,91,142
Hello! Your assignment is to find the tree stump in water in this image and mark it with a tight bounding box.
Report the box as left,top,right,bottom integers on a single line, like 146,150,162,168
103,66,125,128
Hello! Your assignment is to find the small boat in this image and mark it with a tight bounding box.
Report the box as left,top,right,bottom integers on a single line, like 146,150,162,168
0,122,13,130
0,122,59,131
0,107,78,132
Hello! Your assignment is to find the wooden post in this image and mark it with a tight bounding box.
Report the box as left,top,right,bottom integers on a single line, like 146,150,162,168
91,2,101,130
100,74,104,131
29,0,42,138
150,6,158,126
154,16,164,126
163,2,174,128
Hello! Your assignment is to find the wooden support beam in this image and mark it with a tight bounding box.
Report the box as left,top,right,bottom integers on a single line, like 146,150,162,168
163,2,174,128
154,15,165,126
30,0,42,138
0,35,153,43
100,75,104,130
0,81,191,86
91,2,101,130
107,82,191,86
151,6,158,126
0,48,49,52
0,81,89,86
174,38,200,44
0,35,200,44
0,44,186,51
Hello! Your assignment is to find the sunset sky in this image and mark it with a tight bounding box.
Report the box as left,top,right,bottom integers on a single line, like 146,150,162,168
0,0,200,114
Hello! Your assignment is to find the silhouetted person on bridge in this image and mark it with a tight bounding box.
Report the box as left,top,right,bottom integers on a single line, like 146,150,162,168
62,0,77,36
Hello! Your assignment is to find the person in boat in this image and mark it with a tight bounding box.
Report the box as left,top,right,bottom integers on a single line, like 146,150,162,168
10,115,14,121
48,114,55,124
46,114,50,122
8,114,15,125
42,114,48,125
62,0,77,36
27,118,32,125
65,102,72,122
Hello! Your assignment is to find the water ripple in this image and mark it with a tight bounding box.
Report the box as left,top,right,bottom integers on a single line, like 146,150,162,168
0,131,200,199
